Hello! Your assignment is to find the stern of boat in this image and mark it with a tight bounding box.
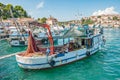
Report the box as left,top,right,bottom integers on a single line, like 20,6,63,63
15,54,53,69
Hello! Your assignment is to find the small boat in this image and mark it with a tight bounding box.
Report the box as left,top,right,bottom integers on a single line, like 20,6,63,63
8,26,28,47
9,37,28,47
16,22,105,69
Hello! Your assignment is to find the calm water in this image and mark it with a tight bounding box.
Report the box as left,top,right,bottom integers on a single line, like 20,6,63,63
0,28,120,80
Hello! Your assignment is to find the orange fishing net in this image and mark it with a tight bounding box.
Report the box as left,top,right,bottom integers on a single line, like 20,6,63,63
21,24,54,56
23,31,39,56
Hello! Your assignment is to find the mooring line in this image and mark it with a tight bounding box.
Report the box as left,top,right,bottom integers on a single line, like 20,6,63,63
0,52,23,60
0,53,17,60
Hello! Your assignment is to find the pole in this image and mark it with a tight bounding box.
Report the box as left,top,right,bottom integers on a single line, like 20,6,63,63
9,7,26,41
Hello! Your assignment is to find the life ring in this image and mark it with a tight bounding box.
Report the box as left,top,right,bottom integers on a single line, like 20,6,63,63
49,60,55,67
86,51,90,56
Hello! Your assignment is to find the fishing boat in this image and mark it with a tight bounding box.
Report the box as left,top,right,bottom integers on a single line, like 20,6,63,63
9,37,28,47
8,26,28,47
16,22,105,69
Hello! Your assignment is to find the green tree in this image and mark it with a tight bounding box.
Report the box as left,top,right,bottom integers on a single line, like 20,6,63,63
38,18,40,20
81,18,94,25
113,16,118,20
40,17,47,23
37,18,41,23
14,5,28,18
0,3,5,16
81,18,85,24
0,2,29,19
5,4,14,18
58,22,63,26
97,16,101,18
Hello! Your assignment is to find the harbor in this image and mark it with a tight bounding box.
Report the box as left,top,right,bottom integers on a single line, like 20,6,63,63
0,0,120,80
0,28,120,79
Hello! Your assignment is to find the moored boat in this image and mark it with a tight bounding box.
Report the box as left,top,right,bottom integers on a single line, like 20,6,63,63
16,22,105,69
8,26,28,47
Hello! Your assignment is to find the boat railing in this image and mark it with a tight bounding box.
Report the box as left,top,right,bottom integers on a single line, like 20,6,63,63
36,41,86,56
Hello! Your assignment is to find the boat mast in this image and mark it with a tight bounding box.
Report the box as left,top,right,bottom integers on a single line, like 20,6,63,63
9,7,26,41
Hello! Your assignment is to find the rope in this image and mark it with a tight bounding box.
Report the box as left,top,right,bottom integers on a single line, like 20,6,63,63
0,51,24,60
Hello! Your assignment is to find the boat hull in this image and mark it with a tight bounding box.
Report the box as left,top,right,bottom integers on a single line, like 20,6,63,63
10,40,28,47
16,46,99,69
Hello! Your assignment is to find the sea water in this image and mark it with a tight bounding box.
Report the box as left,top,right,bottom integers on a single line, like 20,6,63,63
0,28,120,80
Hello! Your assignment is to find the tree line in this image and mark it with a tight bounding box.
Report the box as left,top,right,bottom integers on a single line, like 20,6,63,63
0,2,29,20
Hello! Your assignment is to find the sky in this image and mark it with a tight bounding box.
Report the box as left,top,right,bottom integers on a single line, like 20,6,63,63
0,0,120,21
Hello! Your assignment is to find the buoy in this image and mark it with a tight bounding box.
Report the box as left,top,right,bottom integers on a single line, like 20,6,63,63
86,51,90,56
49,60,55,67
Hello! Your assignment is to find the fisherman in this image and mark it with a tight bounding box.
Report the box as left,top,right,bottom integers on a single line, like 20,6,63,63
46,48,50,56
64,44,69,53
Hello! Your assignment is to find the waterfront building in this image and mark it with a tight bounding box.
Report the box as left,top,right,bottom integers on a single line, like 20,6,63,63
46,16,58,26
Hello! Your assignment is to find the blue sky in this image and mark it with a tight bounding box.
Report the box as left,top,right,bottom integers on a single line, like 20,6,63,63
0,0,120,21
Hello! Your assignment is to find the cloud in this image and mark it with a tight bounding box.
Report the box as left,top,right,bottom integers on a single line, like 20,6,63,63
36,1,44,9
92,7,119,16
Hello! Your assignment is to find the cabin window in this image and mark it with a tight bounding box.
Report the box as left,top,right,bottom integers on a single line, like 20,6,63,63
11,38,19,40
86,38,93,49
20,41,25,45
81,39,85,46
41,39,49,44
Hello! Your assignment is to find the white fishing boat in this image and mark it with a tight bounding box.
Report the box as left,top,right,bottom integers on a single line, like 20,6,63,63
16,22,105,69
8,26,28,47
9,37,28,47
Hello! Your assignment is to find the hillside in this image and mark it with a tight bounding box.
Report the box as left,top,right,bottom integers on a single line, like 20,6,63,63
89,14,120,27
0,2,29,20
62,14,120,28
